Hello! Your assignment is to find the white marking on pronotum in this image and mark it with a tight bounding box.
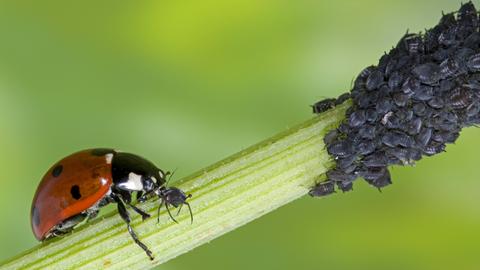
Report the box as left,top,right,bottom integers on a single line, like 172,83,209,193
118,172,144,191
158,170,164,178
105,153,113,164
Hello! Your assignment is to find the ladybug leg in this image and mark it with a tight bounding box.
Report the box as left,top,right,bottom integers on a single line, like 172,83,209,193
126,202,151,221
114,195,154,260
50,213,87,238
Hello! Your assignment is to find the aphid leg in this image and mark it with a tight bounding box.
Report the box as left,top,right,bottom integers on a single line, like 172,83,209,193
185,200,194,224
114,196,154,260
165,203,179,224
126,202,151,221
157,199,165,223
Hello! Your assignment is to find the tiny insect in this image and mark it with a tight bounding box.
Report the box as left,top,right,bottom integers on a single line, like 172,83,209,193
349,110,367,127
412,63,442,85
309,181,335,197
312,98,336,114
366,70,385,91
467,53,480,72
388,71,403,89
31,149,193,260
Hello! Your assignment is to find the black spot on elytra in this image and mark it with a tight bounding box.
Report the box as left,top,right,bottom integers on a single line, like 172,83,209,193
70,185,81,200
91,148,115,156
52,165,63,177
32,206,40,227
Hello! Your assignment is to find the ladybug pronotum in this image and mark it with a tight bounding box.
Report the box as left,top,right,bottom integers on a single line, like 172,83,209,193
30,148,193,260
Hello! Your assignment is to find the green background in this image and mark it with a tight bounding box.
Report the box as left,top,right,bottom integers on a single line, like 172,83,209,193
1,1,479,269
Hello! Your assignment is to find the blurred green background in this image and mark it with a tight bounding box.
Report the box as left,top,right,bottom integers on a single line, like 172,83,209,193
1,0,479,269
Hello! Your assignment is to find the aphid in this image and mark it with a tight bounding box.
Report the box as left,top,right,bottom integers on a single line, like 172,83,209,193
382,132,414,148
364,168,392,189
432,131,460,143
363,153,389,167
439,58,460,78
336,181,354,192
337,155,358,170
312,98,336,114
337,123,351,134
466,103,480,117
388,71,403,89
376,98,393,114
309,181,335,197
323,130,338,145
402,33,423,54
326,169,356,182
327,140,354,158
412,63,441,85
415,127,433,147
413,85,434,101
438,79,456,92
354,66,375,88
358,125,377,139
464,32,480,49
30,149,193,260
396,109,414,121
464,80,480,91
467,53,480,72
423,142,446,156
358,166,388,181
356,94,373,108
393,92,409,107
349,110,366,127
387,147,422,164
365,109,378,123
356,140,377,155
427,97,445,109
447,88,472,109
413,103,427,116
335,93,351,105
366,70,385,90
406,117,422,135
438,28,457,46
401,77,420,95
457,1,478,25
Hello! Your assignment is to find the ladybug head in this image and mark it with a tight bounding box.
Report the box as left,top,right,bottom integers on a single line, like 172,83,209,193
155,186,193,224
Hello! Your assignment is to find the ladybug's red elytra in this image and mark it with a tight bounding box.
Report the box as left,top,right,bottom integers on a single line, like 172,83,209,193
31,148,193,260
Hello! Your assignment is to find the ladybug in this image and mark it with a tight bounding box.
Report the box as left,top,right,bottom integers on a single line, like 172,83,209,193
30,148,192,260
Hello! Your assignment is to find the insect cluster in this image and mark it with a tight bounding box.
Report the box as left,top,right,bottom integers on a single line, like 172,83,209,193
310,2,480,197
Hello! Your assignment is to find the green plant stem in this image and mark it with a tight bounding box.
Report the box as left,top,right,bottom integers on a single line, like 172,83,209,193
0,103,349,270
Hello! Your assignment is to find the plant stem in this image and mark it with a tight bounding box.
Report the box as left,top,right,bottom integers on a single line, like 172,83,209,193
0,103,349,270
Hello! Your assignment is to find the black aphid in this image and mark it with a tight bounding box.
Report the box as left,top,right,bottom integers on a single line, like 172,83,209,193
309,2,480,198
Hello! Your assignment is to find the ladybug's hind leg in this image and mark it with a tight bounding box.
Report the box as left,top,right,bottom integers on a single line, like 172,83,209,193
113,195,154,260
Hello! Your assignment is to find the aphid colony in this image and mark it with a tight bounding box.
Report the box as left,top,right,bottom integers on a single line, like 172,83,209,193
310,2,480,196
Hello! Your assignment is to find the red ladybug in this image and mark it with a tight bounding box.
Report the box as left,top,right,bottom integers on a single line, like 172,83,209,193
30,148,192,260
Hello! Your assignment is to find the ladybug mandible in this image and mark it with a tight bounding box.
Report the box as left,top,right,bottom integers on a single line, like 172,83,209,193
30,148,193,260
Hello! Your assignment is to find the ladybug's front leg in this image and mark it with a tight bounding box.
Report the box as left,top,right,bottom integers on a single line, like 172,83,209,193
113,195,154,260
